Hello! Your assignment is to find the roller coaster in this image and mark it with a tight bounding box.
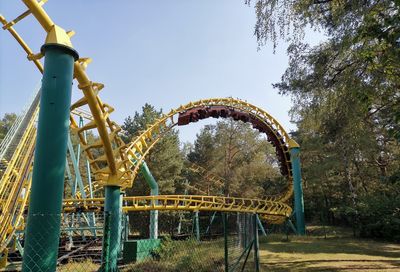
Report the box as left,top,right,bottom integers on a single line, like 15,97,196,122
0,1,305,271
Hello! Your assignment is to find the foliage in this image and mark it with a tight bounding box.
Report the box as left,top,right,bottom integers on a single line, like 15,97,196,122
122,103,184,195
0,113,17,142
122,104,184,236
187,118,282,198
357,189,400,242
248,0,400,240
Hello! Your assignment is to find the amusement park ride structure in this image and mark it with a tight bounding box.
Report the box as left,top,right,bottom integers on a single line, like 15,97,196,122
0,1,305,271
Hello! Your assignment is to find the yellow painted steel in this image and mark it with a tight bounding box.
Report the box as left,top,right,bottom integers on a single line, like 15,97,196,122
188,163,225,188
184,183,208,195
188,163,286,202
0,3,299,258
0,107,38,254
125,98,294,202
1,2,296,199
1,0,133,188
62,195,291,224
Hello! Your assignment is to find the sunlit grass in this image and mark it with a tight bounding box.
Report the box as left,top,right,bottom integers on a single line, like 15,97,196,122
53,226,400,271
57,259,99,272
258,226,400,271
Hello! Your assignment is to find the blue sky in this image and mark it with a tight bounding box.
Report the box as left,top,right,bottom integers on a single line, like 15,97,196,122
0,1,323,143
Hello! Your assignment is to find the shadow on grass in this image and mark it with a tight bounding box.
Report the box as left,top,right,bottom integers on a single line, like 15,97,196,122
260,259,400,272
260,238,400,258
257,227,400,271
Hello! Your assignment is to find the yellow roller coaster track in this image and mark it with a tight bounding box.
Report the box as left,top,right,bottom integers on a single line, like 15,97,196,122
63,195,292,224
1,1,296,197
188,163,225,190
0,1,296,249
1,0,133,188
125,98,296,203
0,107,38,253
187,163,288,201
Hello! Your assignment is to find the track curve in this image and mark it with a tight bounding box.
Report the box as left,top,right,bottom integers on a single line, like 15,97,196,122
63,195,292,224
125,98,297,202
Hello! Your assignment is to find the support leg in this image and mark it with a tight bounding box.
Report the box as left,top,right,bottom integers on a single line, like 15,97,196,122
290,145,306,235
22,43,78,272
101,186,121,271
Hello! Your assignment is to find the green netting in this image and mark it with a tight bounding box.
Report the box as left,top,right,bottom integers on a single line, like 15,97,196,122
4,211,261,271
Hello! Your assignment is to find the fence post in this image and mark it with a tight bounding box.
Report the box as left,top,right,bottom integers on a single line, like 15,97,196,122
253,214,260,272
195,211,200,241
223,213,228,272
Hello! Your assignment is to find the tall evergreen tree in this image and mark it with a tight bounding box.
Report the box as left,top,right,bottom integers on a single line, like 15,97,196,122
247,0,400,239
122,104,184,195
187,118,282,198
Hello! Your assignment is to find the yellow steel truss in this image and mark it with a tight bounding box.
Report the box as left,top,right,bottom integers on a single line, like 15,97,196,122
63,195,291,224
125,98,295,202
0,106,38,253
1,0,133,187
1,2,296,202
0,2,297,253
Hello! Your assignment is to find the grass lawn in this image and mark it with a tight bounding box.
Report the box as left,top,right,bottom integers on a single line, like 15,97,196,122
258,226,400,271
51,226,400,271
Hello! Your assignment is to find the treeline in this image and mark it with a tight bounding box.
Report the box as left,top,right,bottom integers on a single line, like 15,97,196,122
246,0,400,241
123,0,400,241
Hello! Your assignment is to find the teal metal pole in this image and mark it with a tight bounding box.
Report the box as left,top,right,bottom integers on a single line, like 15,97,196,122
101,185,121,271
256,214,267,237
177,179,189,234
195,211,200,241
290,145,306,235
82,118,97,235
67,135,86,198
205,211,217,235
140,162,159,239
22,43,78,272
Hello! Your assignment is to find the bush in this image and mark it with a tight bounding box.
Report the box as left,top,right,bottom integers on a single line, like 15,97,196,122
357,193,400,242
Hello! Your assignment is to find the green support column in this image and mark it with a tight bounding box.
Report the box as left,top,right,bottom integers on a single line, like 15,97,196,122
22,39,78,271
101,185,121,271
140,162,159,239
289,140,306,235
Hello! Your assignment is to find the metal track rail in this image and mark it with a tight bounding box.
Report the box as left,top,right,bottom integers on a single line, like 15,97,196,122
63,195,292,224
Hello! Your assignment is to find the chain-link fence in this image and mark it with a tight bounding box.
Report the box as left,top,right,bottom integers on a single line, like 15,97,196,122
3,211,261,271
122,211,260,271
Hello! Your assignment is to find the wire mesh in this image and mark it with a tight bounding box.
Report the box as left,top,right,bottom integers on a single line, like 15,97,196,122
3,211,260,271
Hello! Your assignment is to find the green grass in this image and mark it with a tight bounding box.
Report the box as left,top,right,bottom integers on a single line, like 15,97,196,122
57,259,100,272
121,237,225,272
52,226,400,271
258,226,400,271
